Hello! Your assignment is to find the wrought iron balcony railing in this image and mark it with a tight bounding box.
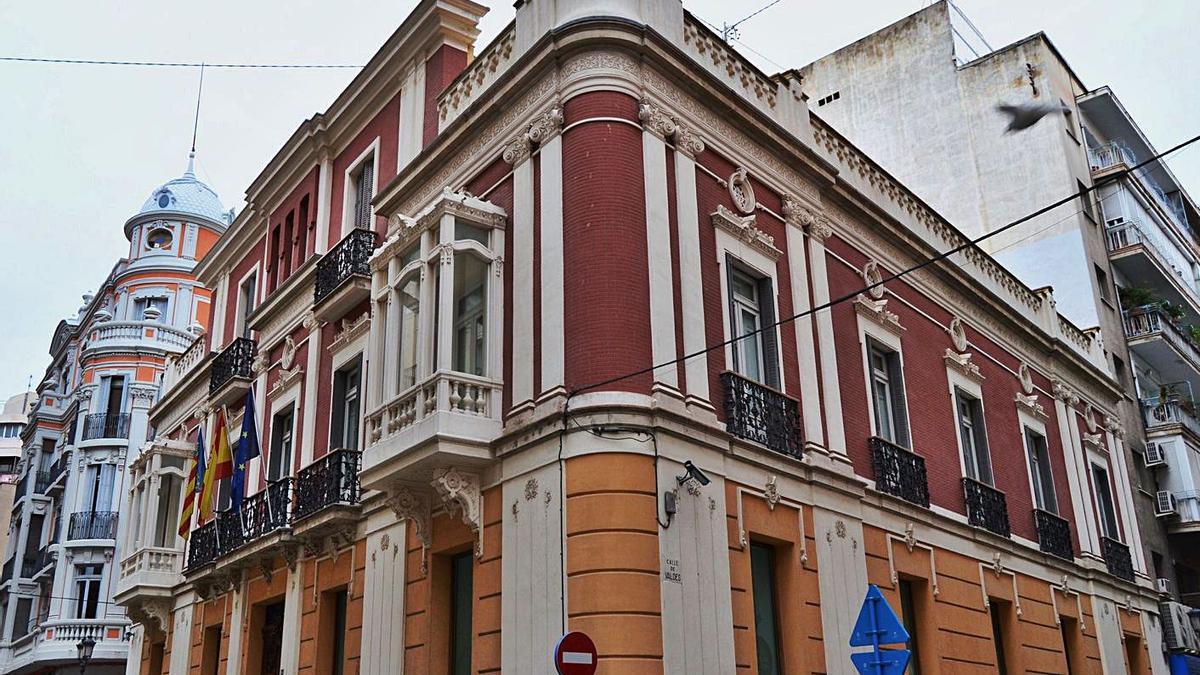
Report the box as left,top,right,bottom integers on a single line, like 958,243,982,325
209,337,257,394
1102,536,1135,582
1033,509,1074,561
186,521,219,570
720,371,803,459
963,477,1010,538
33,471,51,494
314,228,375,306
68,511,119,540
47,451,71,487
293,449,361,523
82,412,130,441
869,437,929,507
241,478,293,542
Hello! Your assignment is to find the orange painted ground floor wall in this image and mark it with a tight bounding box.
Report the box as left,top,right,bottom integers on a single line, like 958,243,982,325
132,443,1166,675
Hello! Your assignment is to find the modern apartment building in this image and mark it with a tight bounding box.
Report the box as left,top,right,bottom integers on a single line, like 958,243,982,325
798,1,1200,666
0,159,228,674
117,1,1171,674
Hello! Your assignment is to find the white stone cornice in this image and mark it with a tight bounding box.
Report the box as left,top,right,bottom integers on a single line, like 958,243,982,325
710,205,781,260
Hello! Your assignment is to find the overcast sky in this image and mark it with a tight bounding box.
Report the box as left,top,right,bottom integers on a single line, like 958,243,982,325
0,0,1195,397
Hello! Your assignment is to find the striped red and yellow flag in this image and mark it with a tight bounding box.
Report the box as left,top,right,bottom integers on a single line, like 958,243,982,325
177,428,204,538
199,409,233,521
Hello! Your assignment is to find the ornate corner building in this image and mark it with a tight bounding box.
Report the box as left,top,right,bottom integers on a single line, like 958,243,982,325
116,1,1171,674
0,157,229,674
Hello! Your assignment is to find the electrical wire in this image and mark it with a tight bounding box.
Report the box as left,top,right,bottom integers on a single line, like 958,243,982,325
568,131,1200,397
0,56,362,69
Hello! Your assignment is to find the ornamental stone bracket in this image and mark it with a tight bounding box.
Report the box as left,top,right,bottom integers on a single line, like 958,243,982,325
433,467,484,559
129,598,173,638
781,194,834,240
1015,392,1049,421
854,295,904,336
503,102,564,164
944,349,984,383
638,100,706,158
128,384,158,408
711,205,781,260
386,486,431,573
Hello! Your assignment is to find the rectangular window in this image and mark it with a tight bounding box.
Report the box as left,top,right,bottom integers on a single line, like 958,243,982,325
955,389,992,484
990,602,1011,675
450,552,474,675
238,273,257,339
201,625,223,675
1092,463,1120,539
12,599,32,639
1094,265,1111,303
269,406,294,482
898,579,923,675
452,254,488,376
74,564,103,618
351,157,375,231
1079,179,1098,223
727,259,780,387
750,542,782,675
102,375,125,417
133,296,169,321
331,590,348,675
1025,428,1057,513
398,274,420,391
868,339,909,447
154,474,182,547
83,463,117,511
330,356,362,451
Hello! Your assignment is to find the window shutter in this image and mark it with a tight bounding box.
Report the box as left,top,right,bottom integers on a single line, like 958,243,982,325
757,276,781,389
725,253,739,371
330,369,347,449
972,403,993,484
886,353,910,447
356,161,375,230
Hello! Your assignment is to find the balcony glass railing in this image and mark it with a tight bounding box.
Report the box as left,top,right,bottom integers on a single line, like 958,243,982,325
1102,536,1135,582
1033,509,1074,561
293,449,362,523
68,511,119,540
963,477,1011,538
209,337,257,394
314,228,376,306
82,412,130,441
720,371,803,458
870,437,930,507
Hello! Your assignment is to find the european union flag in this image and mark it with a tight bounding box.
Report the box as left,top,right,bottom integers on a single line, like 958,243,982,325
231,388,261,511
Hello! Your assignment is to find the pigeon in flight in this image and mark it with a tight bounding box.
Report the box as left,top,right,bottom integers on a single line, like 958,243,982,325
996,101,1071,133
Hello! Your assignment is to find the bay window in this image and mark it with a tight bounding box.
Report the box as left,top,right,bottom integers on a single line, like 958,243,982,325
452,251,488,376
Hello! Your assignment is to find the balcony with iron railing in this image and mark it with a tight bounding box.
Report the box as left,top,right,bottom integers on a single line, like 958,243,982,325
1102,536,1135,582
869,437,930,507
720,371,803,459
1105,220,1200,313
1033,509,1073,561
1122,306,1200,383
186,479,294,572
293,448,362,524
67,511,118,541
46,451,71,491
314,228,376,322
32,470,51,494
208,336,256,405
81,412,130,441
1142,395,1200,440
963,477,1011,538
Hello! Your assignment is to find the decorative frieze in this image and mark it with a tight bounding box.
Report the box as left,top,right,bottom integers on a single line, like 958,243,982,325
711,205,781,260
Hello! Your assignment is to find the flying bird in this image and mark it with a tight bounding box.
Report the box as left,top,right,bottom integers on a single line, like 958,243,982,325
995,101,1071,133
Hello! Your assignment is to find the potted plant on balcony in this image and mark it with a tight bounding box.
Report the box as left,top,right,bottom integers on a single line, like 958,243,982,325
1118,285,1157,310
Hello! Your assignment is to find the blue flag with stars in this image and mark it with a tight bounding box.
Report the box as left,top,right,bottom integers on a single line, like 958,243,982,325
231,388,261,511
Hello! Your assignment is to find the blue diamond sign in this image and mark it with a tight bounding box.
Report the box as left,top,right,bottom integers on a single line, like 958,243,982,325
849,584,911,675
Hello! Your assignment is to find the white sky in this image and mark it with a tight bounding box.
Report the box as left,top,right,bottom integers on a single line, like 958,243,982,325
0,0,1196,397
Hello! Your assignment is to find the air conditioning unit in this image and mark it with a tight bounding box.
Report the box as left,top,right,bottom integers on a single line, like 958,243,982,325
1156,578,1173,596
1161,601,1200,652
1144,442,1167,468
1156,490,1178,517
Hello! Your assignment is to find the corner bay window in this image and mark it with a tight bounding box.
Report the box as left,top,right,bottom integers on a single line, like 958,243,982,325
453,252,488,376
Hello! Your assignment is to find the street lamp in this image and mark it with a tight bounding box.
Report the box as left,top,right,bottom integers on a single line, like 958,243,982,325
76,636,95,674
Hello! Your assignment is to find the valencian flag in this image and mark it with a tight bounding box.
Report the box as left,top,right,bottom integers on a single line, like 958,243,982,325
231,388,261,511
198,408,234,521
178,427,205,538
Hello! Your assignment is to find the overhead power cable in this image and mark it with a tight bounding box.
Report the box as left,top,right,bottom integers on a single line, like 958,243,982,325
569,131,1200,396
0,56,362,69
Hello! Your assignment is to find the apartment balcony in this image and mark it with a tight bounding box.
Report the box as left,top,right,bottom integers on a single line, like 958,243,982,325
313,228,376,323
963,477,1011,538
292,448,362,539
114,545,182,610
30,619,131,667
185,479,293,575
720,371,803,459
208,336,256,407
1122,307,1200,391
869,437,930,507
1101,536,1135,582
81,319,196,358
361,371,502,490
1033,509,1074,561
29,547,55,581
160,333,209,398
81,412,130,441
1106,220,1200,314
1143,396,1200,440
45,451,70,493
1089,141,1192,233
67,511,118,541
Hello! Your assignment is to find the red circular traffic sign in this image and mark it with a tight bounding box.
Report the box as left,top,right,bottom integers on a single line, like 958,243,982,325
554,631,598,675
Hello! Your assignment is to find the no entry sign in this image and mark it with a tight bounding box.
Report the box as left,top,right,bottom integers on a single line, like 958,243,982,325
554,631,598,675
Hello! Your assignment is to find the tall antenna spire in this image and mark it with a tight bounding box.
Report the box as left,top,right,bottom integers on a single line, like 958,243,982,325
190,62,205,154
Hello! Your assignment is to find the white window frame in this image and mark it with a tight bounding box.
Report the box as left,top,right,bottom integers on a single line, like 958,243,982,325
1087,453,1122,542
341,140,381,237
328,338,367,452
265,377,302,484
1018,411,1057,514
126,287,173,323
946,365,992,484
232,265,260,340
714,228,784,389
857,319,909,448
